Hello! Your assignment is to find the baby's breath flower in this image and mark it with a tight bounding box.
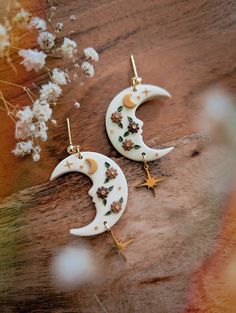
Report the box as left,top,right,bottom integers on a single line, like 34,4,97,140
12,140,33,157
12,8,31,29
33,121,48,141
18,49,47,72
15,121,31,139
33,99,52,122
52,68,69,85
82,61,94,77
70,15,77,21
39,82,62,102
0,24,10,58
37,31,55,50
32,145,41,162
29,17,47,32
16,106,33,123
74,100,80,109
61,37,77,59
84,47,99,62
55,22,64,33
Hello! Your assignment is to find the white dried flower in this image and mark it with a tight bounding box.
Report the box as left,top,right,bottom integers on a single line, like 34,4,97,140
12,140,33,157
32,145,41,162
19,49,47,72
29,17,47,32
55,22,64,33
84,47,99,62
70,15,77,21
74,101,80,109
39,82,62,102
33,121,48,141
52,68,69,85
12,8,31,29
15,121,31,139
33,99,52,122
16,106,33,123
61,37,77,59
0,24,10,57
81,61,94,77
37,32,55,50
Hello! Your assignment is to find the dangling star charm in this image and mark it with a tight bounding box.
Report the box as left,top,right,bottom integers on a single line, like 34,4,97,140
137,165,166,195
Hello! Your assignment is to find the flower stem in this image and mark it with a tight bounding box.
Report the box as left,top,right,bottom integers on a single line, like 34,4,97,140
40,0,56,34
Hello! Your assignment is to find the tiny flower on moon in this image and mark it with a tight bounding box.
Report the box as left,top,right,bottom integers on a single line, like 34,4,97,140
106,167,118,179
111,201,122,213
128,121,139,133
122,139,134,151
96,186,109,199
111,111,122,124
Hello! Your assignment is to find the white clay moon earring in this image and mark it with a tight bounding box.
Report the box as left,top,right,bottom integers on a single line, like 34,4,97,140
105,55,174,195
50,118,133,260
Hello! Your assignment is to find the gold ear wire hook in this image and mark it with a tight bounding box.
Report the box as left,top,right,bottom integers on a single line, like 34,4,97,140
130,54,142,91
66,118,83,159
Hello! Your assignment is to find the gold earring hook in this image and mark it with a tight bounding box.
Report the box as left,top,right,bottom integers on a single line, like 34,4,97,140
130,54,142,90
66,118,83,159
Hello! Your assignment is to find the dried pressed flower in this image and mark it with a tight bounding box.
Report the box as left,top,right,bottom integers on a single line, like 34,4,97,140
111,111,122,124
111,201,122,213
39,82,62,102
12,8,31,29
61,37,77,59
52,68,69,85
122,139,134,151
105,167,118,179
96,186,109,199
81,61,94,77
84,47,99,62
0,24,9,57
18,49,47,72
12,140,33,157
29,17,46,32
37,32,55,50
128,121,139,133
55,22,64,33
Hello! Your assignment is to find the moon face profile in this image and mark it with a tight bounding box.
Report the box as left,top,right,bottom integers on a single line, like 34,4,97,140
105,84,174,162
50,152,128,236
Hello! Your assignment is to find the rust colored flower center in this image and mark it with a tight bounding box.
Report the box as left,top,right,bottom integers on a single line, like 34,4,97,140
101,190,106,195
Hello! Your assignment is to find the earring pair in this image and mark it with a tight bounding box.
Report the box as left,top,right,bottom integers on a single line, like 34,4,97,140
50,55,173,260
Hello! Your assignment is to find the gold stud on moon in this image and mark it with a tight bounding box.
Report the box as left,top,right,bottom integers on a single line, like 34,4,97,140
50,152,128,236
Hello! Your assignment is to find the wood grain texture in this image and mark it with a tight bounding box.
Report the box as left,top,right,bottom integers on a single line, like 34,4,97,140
0,0,236,312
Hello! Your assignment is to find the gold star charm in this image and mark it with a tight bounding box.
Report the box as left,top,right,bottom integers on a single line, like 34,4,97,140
64,160,73,169
104,222,133,261
137,153,166,195
142,88,150,96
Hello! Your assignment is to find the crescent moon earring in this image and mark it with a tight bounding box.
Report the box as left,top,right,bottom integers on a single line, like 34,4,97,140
50,118,133,260
105,55,174,195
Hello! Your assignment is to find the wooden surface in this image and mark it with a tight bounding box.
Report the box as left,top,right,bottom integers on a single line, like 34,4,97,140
0,1,236,312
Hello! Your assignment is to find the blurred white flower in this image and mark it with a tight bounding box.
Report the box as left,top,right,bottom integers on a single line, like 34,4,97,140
12,8,31,29
32,145,41,162
29,17,47,32
33,99,52,122
74,100,80,109
37,31,55,50
19,49,47,72
52,68,69,85
39,82,62,102
51,246,97,291
84,47,99,62
55,22,64,33
82,61,94,77
61,37,77,59
0,24,10,57
12,140,33,157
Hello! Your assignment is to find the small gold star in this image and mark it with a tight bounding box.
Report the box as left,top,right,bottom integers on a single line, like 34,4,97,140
64,160,73,169
80,165,84,169
142,88,150,96
137,95,141,100
137,164,166,195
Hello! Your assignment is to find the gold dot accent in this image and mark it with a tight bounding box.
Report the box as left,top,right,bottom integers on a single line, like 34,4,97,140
137,95,141,100
80,165,84,169
118,186,121,190
94,226,98,230
155,153,159,157
110,129,114,134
